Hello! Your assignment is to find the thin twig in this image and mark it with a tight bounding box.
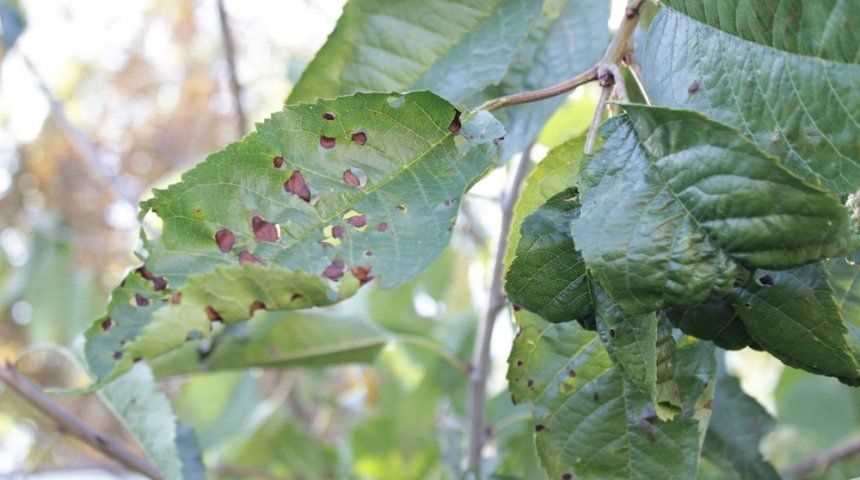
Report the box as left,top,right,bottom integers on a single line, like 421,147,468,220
467,144,535,474
0,363,163,480
20,54,136,203
475,67,598,113
785,436,860,479
395,335,470,375
216,0,248,136
585,84,612,155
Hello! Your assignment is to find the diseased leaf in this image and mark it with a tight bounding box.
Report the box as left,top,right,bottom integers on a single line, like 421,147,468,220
99,364,206,480
666,297,756,351
506,188,591,324
572,105,852,314
640,1,860,193
84,91,501,385
483,0,609,158
735,264,860,384
508,315,716,480
150,311,389,377
704,361,780,480
288,0,540,105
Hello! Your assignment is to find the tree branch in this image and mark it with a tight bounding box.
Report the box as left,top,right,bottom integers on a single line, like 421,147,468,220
0,363,163,480
475,67,598,112
467,144,535,474
216,0,248,137
785,436,860,479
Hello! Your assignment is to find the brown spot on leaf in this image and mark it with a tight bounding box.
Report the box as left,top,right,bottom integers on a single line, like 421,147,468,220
347,215,367,228
134,294,150,307
688,80,701,94
320,136,336,149
249,300,266,315
136,266,167,291
332,225,345,239
376,222,388,232
351,265,374,285
101,317,114,331
323,259,345,281
449,111,462,134
285,170,311,202
238,250,262,265
351,131,367,145
272,155,284,168
170,292,182,304
252,215,280,242
516,360,523,367
512,304,522,311
343,169,362,187
112,351,123,360
205,306,223,323
322,112,336,121
215,228,235,253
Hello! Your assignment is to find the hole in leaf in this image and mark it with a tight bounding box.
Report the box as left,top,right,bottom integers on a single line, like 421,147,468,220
322,112,336,121
101,317,114,331
215,228,236,253
351,131,367,145
205,306,223,323
449,111,462,134
134,294,150,307
688,80,700,94
320,136,336,149
285,170,312,202
249,300,266,315
351,265,373,285
323,259,346,281
239,250,262,265
272,155,284,168
252,215,280,242
387,95,404,108
757,274,774,287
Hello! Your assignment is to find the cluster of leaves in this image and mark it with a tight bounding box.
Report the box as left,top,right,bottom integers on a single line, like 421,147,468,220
74,0,860,479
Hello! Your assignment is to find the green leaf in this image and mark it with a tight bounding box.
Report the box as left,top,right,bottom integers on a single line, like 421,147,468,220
666,297,756,351
640,1,860,193
571,105,852,314
703,362,780,480
99,364,206,480
85,91,500,385
484,0,609,158
287,0,540,105
150,310,388,377
174,372,261,450
735,264,860,383
506,188,592,324
507,315,716,480
504,135,587,270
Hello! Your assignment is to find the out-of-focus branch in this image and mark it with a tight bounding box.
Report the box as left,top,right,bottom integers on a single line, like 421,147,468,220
467,144,534,474
216,0,248,137
0,362,163,480
20,55,136,202
785,436,860,479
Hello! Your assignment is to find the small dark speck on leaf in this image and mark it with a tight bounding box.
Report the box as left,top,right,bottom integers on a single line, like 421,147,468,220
527,379,534,388
351,265,374,285
365,250,373,256
252,215,280,242
239,250,262,265
133,357,142,363
535,424,545,432
757,273,774,287
688,80,701,94
285,170,312,202
512,304,522,311
320,136,336,149
272,155,284,168
290,293,304,301
322,112,336,121
351,131,367,145
134,294,149,307
609,328,616,338
101,317,113,331
376,222,388,232
112,351,123,360
323,259,345,281
449,111,462,134
205,306,223,322
215,228,236,253
568,369,576,378
562,474,573,480
516,360,523,367
249,300,266,315
593,392,599,402
136,266,167,291
347,214,367,228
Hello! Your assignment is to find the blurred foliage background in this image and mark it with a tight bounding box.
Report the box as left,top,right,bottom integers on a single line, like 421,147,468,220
0,1,857,479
